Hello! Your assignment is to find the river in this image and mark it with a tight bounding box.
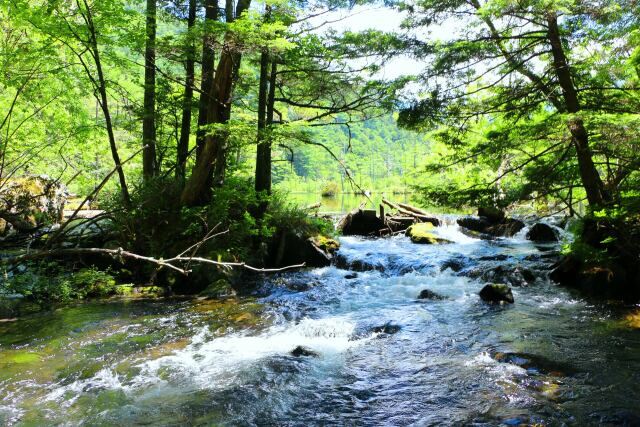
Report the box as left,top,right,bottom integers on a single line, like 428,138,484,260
1,221,639,425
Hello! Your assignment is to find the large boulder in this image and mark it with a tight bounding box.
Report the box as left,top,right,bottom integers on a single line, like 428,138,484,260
487,218,526,237
479,283,514,304
526,223,558,242
0,175,67,233
478,206,506,223
338,209,385,236
405,222,452,244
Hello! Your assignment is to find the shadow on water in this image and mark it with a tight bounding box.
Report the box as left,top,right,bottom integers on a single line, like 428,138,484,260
1,223,640,425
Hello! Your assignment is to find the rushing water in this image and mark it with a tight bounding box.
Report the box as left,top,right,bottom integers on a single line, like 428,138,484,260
1,223,640,426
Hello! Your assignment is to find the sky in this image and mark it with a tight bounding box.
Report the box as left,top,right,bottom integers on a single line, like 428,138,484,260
304,5,462,80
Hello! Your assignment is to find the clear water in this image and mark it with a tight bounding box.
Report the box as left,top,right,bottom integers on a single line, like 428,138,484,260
1,224,640,426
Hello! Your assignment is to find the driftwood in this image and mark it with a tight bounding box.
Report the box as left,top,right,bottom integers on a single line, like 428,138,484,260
397,202,429,216
381,198,439,226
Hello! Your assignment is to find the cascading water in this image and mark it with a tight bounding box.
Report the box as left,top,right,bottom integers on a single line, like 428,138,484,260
1,222,639,426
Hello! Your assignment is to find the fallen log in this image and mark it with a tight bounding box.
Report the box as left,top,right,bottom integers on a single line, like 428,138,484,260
397,202,429,217
382,198,439,226
304,202,321,211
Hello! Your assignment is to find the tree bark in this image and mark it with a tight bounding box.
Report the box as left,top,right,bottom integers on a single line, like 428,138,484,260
176,0,197,182
180,0,251,206
142,0,157,179
546,12,608,207
254,51,270,194
195,0,218,161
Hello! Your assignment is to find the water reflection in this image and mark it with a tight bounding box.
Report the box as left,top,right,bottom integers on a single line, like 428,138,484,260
286,192,413,214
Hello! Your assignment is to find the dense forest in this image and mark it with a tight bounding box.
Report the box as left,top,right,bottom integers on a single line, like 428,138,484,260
1,0,640,424
271,115,430,193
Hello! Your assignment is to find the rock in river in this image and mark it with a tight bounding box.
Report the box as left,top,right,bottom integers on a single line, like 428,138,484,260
417,289,446,300
291,346,319,357
479,283,514,304
457,207,525,238
338,208,385,236
371,323,401,335
405,223,452,244
526,223,558,242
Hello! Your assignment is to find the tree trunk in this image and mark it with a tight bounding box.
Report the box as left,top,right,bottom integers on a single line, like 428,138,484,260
195,0,218,161
142,0,157,179
546,12,608,207
180,0,252,206
176,0,197,182
254,51,270,194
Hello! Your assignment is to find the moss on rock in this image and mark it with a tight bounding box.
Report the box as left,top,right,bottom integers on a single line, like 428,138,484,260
405,223,452,244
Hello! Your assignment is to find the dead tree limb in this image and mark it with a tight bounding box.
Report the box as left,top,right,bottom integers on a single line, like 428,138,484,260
0,247,305,275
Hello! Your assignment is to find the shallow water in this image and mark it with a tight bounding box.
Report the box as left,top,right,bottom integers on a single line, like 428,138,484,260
1,223,640,426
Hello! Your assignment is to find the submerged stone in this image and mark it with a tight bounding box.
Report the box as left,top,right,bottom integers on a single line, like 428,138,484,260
334,255,385,272
291,346,318,357
481,265,536,287
370,322,401,335
440,258,465,272
492,352,574,376
417,289,446,300
479,283,514,304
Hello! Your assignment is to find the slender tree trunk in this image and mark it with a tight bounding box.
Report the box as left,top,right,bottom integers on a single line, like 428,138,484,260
254,51,270,194
266,61,277,127
546,12,608,207
176,0,197,182
196,0,218,161
210,0,245,187
142,0,157,179
253,1,275,198
180,0,251,206
80,0,130,206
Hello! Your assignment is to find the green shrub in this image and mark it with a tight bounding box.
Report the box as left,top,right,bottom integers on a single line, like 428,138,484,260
320,181,340,198
100,176,334,292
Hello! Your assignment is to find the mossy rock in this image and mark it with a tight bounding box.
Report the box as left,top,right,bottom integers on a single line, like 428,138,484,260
199,279,233,298
0,175,67,231
405,223,452,244
113,284,163,298
312,235,340,253
0,350,42,365
190,298,265,330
